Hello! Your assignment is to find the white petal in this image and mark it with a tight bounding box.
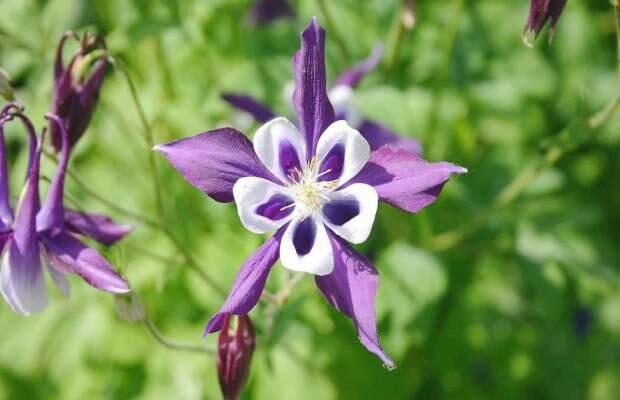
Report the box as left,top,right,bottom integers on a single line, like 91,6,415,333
328,85,363,129
280,216,333,276
322,183,378,244
253,117,307,183
0,246,47,315
315,120,370,187
233,176,295,234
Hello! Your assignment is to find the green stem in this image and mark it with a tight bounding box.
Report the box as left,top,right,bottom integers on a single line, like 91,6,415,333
112,58,165,225
384,0,416,75
315,0,350,64
144,319,215,355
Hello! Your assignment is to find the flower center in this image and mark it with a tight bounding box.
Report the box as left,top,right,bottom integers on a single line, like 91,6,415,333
285,156,338,219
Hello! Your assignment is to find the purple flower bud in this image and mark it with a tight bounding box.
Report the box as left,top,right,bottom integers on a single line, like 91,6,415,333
248,0,294,26
49,31,109,152
523,0,567,45
217,314,256,400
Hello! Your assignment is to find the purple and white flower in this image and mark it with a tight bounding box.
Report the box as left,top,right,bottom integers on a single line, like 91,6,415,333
0,107,130,315
155,18,466,368
222,43,422,155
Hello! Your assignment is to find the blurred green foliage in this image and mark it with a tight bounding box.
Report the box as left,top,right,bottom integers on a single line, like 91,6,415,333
1,0,620,399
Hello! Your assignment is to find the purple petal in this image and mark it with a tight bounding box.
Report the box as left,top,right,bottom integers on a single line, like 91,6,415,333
155,128,278,203
0,120,13,229
204,228,284,334
318,143,345,182
256,195,294,221
333,44,384,88
292,217,316,256
0,134,46,315
37,114,70,232
63,209,133,246
358,119,422,154
348,146,466,213
221,93,276,123
322,199,360,226
41,230,129,293
278,139,303,179
292,18,336,157
247,0,295,25
315,233,394,369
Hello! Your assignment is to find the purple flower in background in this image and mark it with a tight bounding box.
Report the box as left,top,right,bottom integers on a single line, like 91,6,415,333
223,44,422,154
248,0,294,25
156,18,466,368
0,107,130,315
49,31,109,152
217,314,256,400
523,0,567,44
224,48,422,154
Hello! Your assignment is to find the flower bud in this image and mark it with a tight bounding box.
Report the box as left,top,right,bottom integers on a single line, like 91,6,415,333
0,68,14,101
49,32,109,152
523,0,567,46
217,314,256,400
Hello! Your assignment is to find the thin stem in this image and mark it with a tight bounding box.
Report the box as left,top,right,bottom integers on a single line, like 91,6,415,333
429,134,571,251
384,0,416,75
43,150,161,229
588,2,620,127
109,58,226,297
111,58,165,225
315,0,350,64
144,318,215,355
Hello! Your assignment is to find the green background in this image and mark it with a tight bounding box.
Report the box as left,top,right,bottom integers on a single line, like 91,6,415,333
1,0,619,399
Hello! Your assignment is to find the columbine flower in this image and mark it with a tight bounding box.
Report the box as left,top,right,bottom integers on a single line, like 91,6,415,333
49,31,109,152
217,315,256,400
523,0,567,45
223,44,422,154
155,18,466,368
0,108,130,315
248,0,294,25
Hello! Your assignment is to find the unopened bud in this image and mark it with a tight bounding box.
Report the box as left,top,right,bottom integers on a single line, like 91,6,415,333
115,292,146,322
0,68,14,101
217,315,256,400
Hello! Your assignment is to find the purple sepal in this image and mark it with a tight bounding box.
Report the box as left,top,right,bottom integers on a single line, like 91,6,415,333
349,146,466,213
247,0,295,25
333,44,384,89
524,0,567,41
41,229,130,294
316,232,395,369
358,119,422,154
63,209,133,246
155,128,279,203
292,18,335,157
50,32,108,151
204,228,284,335
0,130,46,315
221,94,276,124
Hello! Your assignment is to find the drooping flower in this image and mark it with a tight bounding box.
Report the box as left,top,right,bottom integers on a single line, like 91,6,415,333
49,31,109,152
523,0,568,45
155,18,466,368
0,108,130,315
217,314,256,400
223,43,422,154
248,0,295,25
